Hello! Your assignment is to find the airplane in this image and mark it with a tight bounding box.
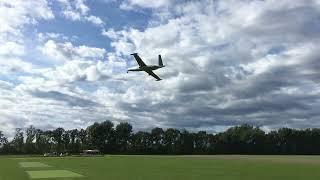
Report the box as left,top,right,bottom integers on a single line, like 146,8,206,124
127,53,165,81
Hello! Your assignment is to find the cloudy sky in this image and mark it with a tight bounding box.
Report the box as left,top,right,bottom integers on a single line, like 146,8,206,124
1,0,320,137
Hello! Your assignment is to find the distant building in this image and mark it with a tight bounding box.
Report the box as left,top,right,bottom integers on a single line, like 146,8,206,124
81,149,101,156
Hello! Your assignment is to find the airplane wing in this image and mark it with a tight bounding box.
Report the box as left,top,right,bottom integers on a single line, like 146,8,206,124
145,69,162,81
130,53,146,67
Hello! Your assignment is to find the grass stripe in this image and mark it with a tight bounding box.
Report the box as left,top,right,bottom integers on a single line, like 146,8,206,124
26,170,83,179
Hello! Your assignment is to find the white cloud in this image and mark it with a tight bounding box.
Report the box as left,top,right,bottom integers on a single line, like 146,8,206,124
42,60,110,84
38,32,74,42
2,0,320,138
0,58,34,74
0,52,130,137
120,0,171,9
0,0,112,138
0,0,54,81
101,28,118,39
85,15,104,26
75,0,89,15
0,0,54,35
102,0,320,131
0,0,54,43
40,40,106,63
0,41,25,56
63,10,81,21
58,0,105,26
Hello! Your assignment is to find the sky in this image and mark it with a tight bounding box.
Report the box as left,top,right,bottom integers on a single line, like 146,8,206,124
1,0,320,137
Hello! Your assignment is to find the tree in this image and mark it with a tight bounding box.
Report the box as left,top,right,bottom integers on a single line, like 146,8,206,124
308,129,320,154
69,129,80,153
115,122,132,153
194,131,209,154
131,131,151,154
4,123,320,155
0,131,7,146
62,130,70,152
214,125,266,154
180,130,194,154
12,128,24,154
87,120,114,153
52,128,65,153
207,134,216,154
78,129,88,151
25,126,37,153
0,131,8,154
151,127,164,154
35,130,52,154
163,128,181,154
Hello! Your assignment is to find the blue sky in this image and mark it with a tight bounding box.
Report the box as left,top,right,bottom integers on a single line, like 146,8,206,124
1,0,320,138
35,0,150,48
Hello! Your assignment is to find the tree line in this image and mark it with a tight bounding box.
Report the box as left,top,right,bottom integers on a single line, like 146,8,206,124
1,121,320,155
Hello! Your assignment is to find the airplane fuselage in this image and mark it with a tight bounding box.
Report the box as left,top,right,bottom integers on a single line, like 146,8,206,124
127,65,163,72
141,65,162,71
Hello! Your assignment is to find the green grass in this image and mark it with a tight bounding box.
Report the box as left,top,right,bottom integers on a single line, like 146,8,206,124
26,170,83,179
1,155,320,180
19,162,51,168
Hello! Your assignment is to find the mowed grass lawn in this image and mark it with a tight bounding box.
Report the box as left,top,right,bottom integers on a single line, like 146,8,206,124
1,155,320,180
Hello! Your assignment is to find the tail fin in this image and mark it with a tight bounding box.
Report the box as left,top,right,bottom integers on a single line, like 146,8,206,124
158,55,164,67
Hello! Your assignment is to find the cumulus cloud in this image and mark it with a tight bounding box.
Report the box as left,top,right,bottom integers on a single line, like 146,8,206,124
40,40,106,63
0,0,110,138
42,60,110,84
0,0,54,35
85,15,104,26
38,32,77,42
0,58,35,74
0,42,25,56
101,0,320,132
0,81,110,137
2,0,320,138
58,0,105,26
0,0,54,77
120,0,171,9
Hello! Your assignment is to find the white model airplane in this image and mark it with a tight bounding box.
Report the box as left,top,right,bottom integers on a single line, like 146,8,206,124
127,53,165,81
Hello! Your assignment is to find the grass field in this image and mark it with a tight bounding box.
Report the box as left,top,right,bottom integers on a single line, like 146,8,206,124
1,155,320,180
